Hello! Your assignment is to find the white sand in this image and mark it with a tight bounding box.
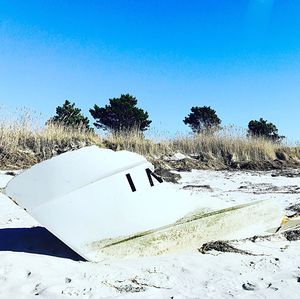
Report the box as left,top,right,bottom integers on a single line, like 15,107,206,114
0,168,299,298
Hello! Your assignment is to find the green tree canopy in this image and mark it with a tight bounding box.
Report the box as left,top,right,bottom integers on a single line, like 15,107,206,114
47,100,91,130
183,106,221,133
90,94,151,132
247,118,284,142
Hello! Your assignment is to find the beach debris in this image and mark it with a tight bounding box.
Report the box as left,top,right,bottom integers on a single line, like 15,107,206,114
286,203,300,214
182,184,212,191
198,240,256,256
271,169,300,178
154,167,181,183
242,282,257,291
284,229,300,241
4,171,16,176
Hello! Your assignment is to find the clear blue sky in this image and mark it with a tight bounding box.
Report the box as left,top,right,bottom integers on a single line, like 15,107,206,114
0,0,300,141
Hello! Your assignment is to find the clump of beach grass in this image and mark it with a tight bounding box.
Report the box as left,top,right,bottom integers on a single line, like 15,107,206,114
0,109,102,169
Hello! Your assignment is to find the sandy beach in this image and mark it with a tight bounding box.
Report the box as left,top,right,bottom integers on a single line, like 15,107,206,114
0,168,299,298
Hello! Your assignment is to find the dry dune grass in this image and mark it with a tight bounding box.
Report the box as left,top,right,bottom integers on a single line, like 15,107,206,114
0,111,299,170
104,130,277,160
103,130,171,157
170,134,278,161
0,122,102,169
104,126,281,162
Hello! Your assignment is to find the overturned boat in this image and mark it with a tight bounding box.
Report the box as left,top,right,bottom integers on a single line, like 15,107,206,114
5,146,298,261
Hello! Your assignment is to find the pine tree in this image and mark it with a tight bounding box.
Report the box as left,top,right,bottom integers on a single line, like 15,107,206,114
47,100,91,130
183,106,221,133
90,94,151,132
248,118,284,142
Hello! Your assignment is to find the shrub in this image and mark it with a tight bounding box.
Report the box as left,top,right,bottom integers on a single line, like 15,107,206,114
183,106,221,134
247,118,284,142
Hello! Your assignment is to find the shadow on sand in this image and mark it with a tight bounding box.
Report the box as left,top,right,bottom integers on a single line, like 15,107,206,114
0,226,85,261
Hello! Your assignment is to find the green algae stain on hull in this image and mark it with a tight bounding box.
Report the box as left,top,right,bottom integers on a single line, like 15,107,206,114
85,200,282,261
